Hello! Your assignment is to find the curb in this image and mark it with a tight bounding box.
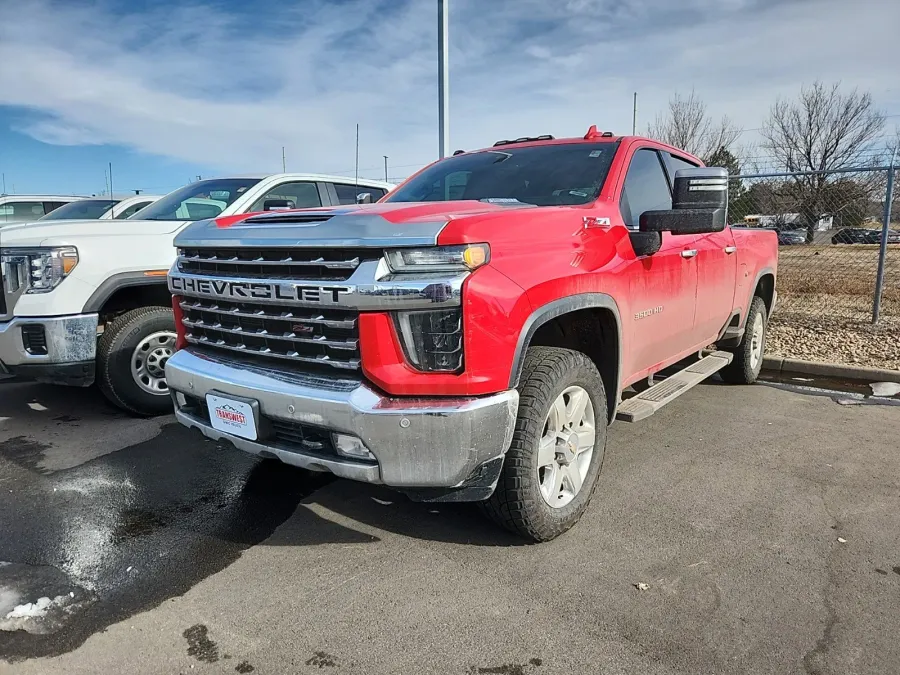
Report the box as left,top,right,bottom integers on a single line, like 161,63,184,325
762,356,900,384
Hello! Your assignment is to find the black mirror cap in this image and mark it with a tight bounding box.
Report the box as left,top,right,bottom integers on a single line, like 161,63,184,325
639,208,726,234
356,192,373,204
673,167,728,210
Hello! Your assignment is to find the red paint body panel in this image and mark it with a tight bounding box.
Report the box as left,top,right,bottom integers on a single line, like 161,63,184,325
208,135,778,399
360,266,533,396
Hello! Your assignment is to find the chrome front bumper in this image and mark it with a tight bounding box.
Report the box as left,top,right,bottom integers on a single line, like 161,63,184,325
165,349,519,489
0,314,98,381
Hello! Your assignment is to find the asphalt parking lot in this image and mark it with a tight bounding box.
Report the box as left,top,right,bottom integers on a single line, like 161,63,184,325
1,377,899,675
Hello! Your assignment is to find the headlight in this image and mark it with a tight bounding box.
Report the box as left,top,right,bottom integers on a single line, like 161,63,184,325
385,244,489,273
0,247,79,294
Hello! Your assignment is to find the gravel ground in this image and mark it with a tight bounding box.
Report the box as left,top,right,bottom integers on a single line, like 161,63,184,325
771,244,900,371
768,294,900,370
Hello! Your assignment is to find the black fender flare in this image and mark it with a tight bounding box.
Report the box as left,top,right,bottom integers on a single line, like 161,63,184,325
508,293,623,418
82,271,170,314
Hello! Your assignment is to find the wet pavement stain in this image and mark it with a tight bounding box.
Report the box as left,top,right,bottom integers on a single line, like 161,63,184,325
235,660,255,673
53,415,79,424
894,566,900,576
468,661,542,675
306,651,338,668
0,436,51,474
183,624,219,663
0,423,330,662
111,508,169,544
875,568,888,575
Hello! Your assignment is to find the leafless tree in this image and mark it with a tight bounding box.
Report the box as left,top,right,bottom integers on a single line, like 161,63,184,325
646,90,742,162
762,81,885,173
761,81,885,240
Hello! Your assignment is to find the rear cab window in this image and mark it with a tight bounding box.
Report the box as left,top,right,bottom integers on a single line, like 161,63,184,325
334,184,386,205
662,152,700,186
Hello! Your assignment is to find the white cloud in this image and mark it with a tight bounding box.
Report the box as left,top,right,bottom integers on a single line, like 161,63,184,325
0,0,897,182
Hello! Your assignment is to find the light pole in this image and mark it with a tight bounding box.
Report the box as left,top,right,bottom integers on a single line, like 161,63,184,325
438,0,450,158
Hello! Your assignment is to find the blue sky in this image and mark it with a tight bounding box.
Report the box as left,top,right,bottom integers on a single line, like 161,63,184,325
1,0,898,196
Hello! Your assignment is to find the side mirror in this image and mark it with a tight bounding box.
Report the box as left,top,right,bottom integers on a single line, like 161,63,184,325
356,192,372,204
640,167,728,235
263,199,294,211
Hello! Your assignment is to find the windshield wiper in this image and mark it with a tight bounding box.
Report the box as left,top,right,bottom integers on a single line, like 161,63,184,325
478,198,536,206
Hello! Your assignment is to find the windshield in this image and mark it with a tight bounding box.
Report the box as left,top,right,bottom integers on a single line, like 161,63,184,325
384,142,618,206
38,199,118,221
135,178,263,221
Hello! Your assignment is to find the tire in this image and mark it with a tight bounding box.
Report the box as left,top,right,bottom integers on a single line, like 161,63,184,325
720,295,767,385
97,306,177,416
481,347,608,542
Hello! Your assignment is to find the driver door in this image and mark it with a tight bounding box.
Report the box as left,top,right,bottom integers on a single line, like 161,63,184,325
619,148,699,377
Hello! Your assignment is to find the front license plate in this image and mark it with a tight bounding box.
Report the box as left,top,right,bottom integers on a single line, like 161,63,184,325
207,394,258,441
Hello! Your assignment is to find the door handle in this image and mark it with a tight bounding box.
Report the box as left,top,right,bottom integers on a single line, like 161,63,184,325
724,246,737,254
681,249,698,259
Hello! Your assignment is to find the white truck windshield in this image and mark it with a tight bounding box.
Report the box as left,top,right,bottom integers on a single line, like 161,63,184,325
136,179,262,221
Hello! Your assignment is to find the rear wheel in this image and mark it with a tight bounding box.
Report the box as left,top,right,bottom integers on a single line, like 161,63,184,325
720,296,767,385
97,307,177,416
481,347,607,542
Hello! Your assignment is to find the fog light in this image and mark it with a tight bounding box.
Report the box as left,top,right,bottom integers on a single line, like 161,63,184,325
394,308,463,372
333,433,375,460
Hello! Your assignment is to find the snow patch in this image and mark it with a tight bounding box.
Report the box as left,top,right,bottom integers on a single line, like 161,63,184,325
871,382,900,398
0,594,79,634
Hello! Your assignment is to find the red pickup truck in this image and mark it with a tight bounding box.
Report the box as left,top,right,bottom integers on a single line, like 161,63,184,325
165,128,778,541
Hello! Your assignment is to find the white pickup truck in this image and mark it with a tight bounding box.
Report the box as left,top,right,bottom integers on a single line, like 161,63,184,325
0,174,393,415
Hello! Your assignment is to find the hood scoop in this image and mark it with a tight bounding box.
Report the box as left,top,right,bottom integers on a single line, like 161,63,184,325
242,212,335,225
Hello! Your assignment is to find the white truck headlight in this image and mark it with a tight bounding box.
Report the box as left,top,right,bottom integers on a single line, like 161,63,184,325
384,244,489,273
0,247,79,294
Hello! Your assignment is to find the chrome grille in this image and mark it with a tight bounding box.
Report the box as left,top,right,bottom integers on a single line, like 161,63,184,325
177,247,379,281
179,297,361,371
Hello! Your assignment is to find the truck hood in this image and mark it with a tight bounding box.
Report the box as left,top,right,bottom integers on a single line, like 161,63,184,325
0,219,187,247
176,201,539,248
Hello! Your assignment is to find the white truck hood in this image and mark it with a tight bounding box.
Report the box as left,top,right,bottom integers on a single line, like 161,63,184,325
0,219,188,247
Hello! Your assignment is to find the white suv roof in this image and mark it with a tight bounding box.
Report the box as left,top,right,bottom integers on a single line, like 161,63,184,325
0,194,86,201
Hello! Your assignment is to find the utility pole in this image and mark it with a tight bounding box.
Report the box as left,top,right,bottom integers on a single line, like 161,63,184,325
108,162,116,217
438,0,450,158
282,146,286,173
355,124,360,187
1,173,5,195
383,156,389,182
632,92,638,135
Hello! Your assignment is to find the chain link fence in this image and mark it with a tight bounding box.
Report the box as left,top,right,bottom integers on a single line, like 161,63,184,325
729,166,899,370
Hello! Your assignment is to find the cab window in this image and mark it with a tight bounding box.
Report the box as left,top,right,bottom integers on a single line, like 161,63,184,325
0,201,45,223
620,149,672,229
334,184,386,205
250,182,321,211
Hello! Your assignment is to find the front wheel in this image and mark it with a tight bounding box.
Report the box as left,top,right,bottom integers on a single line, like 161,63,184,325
481,347,607,542
720,295,767,385
97,307,177,416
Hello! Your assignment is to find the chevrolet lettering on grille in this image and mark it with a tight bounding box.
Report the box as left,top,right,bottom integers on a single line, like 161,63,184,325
170,275,352,305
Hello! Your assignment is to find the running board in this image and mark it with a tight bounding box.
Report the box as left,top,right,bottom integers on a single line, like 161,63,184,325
615,351,734,423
